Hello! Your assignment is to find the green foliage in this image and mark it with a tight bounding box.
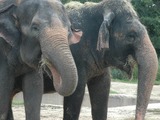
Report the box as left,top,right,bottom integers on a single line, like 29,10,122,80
111,60,160,85
155,59,160,82
111,68,128,80
132,0,160,49
111,66,138,82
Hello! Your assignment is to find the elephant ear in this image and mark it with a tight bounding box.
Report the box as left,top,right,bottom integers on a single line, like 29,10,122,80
0,1,18,47
97,11,115,51
0,0,17,11
69,28,83,45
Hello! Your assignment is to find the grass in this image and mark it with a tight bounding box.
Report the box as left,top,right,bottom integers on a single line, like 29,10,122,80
110,90,119,94
12,100,24,106
112,78,137,84
154,80,160,85
112,78,160,85
147,109,160,114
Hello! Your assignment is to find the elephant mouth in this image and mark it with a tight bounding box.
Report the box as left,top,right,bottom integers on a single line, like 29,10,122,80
47,64,62,88
121,55,136,79
40,58,62,89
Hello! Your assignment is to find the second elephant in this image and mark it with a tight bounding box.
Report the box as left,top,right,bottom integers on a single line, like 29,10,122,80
64,0,158,119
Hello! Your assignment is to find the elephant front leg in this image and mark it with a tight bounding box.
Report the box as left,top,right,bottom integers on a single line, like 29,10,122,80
0,76,14,120
22,70,43,120
87,68,111,120
7,101,14,120
63,72,86,120
0,61,15,120
7,89,21,120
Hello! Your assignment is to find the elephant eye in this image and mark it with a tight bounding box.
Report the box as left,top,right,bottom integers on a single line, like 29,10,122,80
31,23,40,31
126,31,136,42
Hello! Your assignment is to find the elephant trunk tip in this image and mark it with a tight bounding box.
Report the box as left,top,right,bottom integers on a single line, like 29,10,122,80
49,64,78,96
41,57,78,96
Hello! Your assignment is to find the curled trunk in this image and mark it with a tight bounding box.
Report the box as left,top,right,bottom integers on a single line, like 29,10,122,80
135,33,158,119
40,28,78,96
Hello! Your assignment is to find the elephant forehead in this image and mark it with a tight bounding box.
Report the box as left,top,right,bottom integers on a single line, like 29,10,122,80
20,0,62,13
40,0,63,12
51,17,64,26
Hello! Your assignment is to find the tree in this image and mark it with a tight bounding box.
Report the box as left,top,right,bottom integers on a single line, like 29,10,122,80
132,0,160,57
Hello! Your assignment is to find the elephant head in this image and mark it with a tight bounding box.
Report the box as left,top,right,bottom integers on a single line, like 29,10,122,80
97,0,158,119
15,0,82,96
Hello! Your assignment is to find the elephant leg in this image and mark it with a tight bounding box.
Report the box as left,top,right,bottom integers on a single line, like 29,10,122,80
87,68,111,120
7,100,14,120
22,70,43,120
7,89,21,120
0,60,14,120
0,76,14,120
63,71,86,120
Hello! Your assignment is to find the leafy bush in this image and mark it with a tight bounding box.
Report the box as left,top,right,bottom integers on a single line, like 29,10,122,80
111,68,128,80
156,59,160,82
112,61,160,84
132,0,160,57
111,66,138,82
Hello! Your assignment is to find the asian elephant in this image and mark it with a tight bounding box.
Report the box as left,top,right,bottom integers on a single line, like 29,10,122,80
0,0,82,119
63,0,158,120
7,0,158,120
16,0,82,96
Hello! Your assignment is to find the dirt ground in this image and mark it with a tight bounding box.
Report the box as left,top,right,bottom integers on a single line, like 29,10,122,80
12,103,160,120
12,81,160,120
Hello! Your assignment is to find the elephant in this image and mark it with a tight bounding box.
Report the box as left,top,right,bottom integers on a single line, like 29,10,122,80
0,0,82,119
63,0,158,120
7,0,158,120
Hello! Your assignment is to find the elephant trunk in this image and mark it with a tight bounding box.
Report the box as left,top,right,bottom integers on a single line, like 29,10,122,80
135,32,158,119
40,28,78,96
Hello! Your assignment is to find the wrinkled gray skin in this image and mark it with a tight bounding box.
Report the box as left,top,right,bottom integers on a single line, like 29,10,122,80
7,0,158,120
0,0,82,120
63,0,158,120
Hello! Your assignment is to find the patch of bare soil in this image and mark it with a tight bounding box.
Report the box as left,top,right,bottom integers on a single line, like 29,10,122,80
12,82,160,120
13,103,160,120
